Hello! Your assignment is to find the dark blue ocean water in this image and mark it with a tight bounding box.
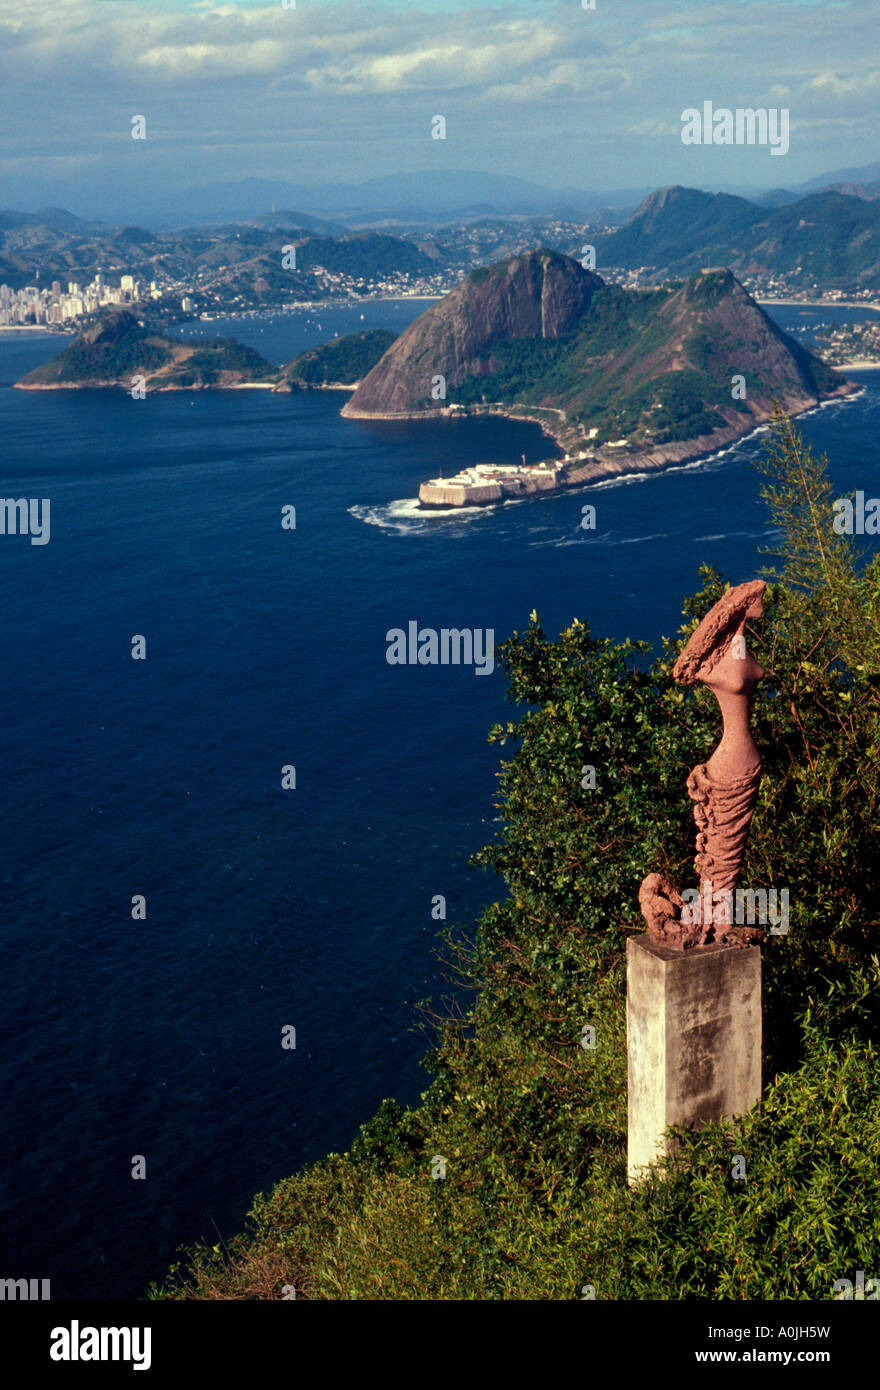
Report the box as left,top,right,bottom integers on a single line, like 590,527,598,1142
2,301,879,1299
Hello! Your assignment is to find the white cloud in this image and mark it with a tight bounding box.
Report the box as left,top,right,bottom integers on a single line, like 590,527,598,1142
0,0,878,191
809,69,880,97
0,2,569,90
626,118,679,139
137,38,287,77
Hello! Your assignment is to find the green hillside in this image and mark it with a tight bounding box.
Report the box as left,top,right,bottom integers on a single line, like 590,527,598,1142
276,329,396,389
18,312,173,384
345,250,851,452
151,414,880,1301
16,310,277,388
599,185,880,289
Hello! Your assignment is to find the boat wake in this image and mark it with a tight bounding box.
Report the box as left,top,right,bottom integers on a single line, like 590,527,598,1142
348,497,491,534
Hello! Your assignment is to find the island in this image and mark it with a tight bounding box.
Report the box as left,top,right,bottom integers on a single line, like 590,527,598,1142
14,309,278,390
14,312,398,395
342,249,857,506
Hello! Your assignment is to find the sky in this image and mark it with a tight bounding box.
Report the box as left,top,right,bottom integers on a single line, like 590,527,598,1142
0,0,878,215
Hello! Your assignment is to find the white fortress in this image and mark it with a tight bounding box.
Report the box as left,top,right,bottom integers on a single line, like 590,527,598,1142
418,460,564,509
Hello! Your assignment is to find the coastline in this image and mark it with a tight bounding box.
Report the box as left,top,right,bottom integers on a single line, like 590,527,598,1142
757,297,880,313
15,377,357,393
0,324,72,334
15,377,278,392
7,293,871,342
345,380,860,508
3,292,444,342
274,379,361,393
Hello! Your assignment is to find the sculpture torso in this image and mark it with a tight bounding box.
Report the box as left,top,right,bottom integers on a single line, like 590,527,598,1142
639,582,766,948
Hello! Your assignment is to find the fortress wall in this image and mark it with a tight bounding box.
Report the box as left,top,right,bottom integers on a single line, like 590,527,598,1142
418,482,503,507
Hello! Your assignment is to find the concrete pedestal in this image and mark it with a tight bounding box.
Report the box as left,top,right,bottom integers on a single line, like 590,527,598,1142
626,935,761,1186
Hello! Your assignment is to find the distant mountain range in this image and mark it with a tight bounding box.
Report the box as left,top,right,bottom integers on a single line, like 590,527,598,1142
0,207,93,233
0,213,440,298
7,157,880,229
123,160,880,228
55,170,649,229
163,171,615,225
797,159,880,192
597,185,880,289
5,156,880,301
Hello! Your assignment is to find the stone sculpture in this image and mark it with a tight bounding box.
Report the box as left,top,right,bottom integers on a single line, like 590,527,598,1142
639,579,767,948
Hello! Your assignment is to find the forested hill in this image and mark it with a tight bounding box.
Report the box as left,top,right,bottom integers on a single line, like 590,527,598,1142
15,310,277,389
597,185,880,288
275,329,397,390
344,249,853,453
